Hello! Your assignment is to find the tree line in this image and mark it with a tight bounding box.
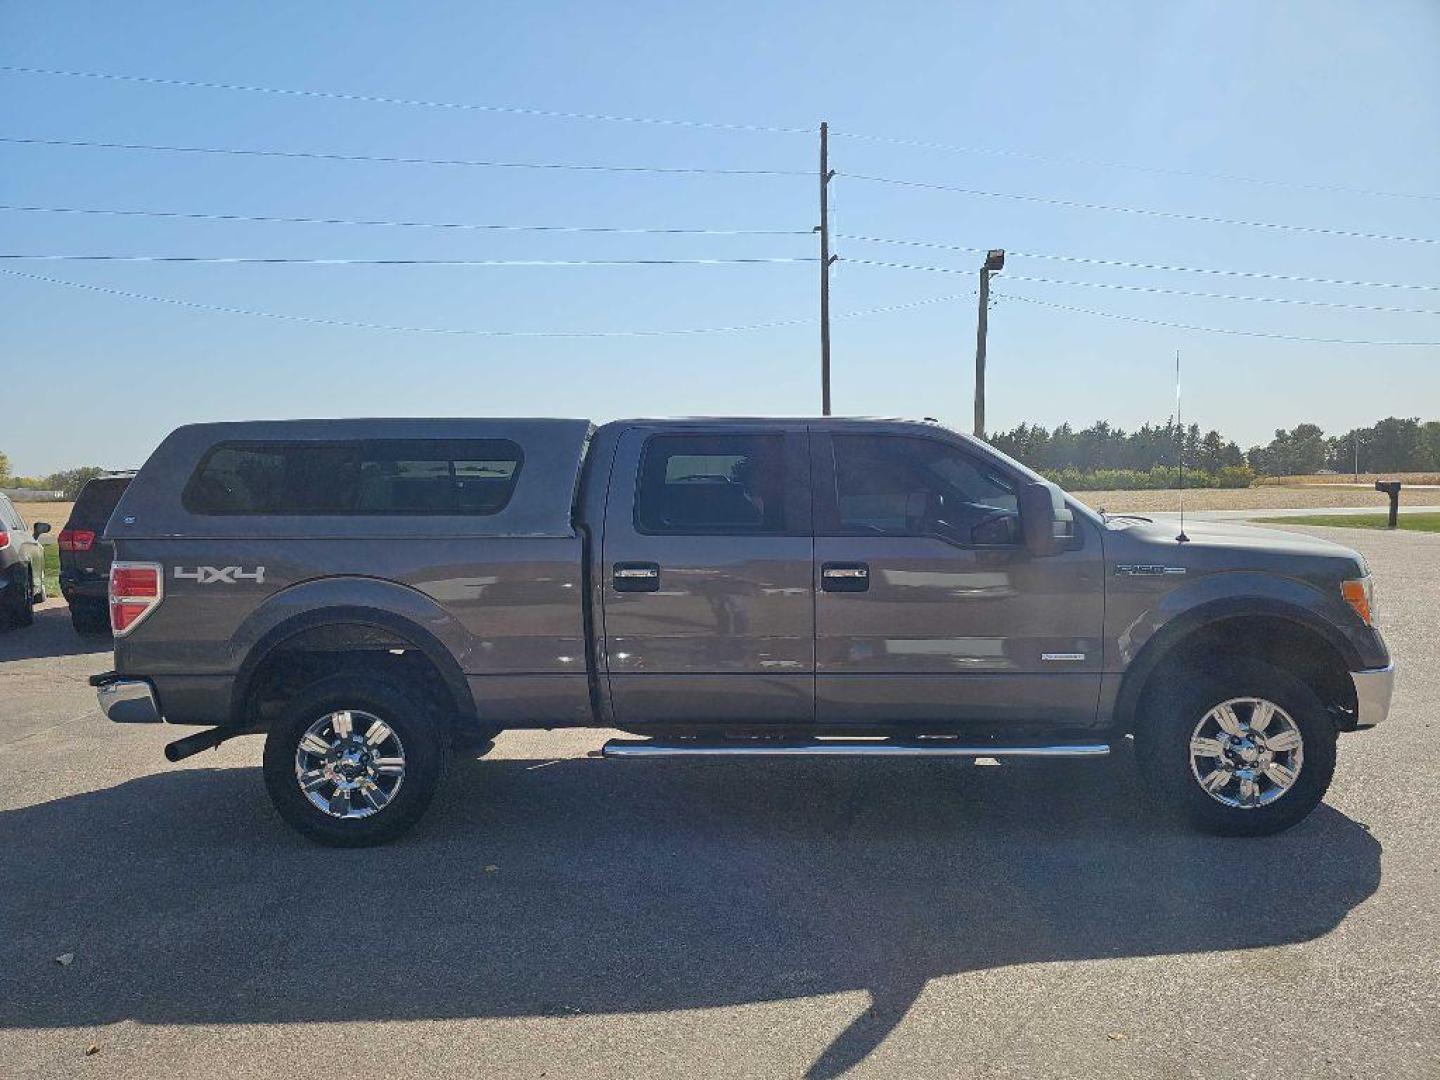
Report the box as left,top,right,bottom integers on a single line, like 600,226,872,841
988,415,1439,490
0,456,110,500
1245,417,1440,477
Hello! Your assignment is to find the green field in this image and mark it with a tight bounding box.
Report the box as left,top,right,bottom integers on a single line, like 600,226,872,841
43,545,60,597
1253,512,1440,532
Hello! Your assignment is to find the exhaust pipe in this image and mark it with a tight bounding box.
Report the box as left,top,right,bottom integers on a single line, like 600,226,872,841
164,727,236,762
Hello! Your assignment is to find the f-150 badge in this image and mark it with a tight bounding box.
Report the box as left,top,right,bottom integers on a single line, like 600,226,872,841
174,566,266,585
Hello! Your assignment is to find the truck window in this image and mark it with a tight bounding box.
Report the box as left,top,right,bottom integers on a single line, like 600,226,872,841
635,434,787,534
830,435,1018,539
183,439,523,516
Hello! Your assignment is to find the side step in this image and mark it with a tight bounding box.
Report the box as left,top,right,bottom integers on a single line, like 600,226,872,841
600,738,1110,759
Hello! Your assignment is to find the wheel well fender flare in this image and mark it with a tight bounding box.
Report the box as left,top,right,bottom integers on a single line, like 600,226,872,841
1114,596,1361,732
231,605,475,727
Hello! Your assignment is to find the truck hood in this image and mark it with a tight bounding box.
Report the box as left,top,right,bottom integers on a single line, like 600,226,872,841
1109,517,1368,579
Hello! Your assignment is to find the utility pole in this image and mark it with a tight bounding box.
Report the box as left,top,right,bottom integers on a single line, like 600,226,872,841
819,121,835,416
973,249,1005,438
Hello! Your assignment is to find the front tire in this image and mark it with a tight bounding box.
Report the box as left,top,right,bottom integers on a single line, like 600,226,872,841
262,676,449,847
1137,659,1337,836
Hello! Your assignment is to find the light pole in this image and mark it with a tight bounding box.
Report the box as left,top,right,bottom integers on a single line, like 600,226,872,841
973,248,1005,438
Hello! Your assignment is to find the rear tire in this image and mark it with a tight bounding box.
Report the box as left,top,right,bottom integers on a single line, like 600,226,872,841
1136,658,1337,837
263,676,449,847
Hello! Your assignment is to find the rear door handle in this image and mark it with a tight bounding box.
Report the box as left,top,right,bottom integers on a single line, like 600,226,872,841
613,562,661,592
821,562,870,592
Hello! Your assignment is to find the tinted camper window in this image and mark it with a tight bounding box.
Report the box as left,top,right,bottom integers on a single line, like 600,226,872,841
183,440,523,516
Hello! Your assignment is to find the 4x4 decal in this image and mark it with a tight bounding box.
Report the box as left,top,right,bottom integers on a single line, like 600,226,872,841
174,566,266,585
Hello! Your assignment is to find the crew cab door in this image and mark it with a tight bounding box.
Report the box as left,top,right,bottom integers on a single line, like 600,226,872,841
811,430,1104,727
600,425,814,727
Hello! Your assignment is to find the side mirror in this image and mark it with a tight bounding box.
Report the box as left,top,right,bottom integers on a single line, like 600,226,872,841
32,521,51,539
1018,482,1074,557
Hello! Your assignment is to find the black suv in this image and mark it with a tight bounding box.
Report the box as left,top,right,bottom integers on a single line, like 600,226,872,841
59,472,134,634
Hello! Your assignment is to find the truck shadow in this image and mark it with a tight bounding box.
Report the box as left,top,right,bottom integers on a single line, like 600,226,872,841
0,750,1380,1078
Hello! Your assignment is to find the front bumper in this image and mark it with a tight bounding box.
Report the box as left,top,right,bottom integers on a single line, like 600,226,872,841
1351,663,1395,729
90,671,162,724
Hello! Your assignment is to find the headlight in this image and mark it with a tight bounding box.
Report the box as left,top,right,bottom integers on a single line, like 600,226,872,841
1341,576,1374,626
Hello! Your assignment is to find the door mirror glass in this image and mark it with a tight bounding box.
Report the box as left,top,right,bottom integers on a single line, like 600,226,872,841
32,521,51,538
1019,482,1075,557
970,511,1019,547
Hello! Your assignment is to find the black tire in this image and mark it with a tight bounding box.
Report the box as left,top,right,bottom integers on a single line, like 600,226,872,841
262,675,449,847
11,569,36,627
70,598,111,636
1136,658,1337,837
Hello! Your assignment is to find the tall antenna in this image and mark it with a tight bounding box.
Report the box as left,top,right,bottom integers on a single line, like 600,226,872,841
1176,349,1189,543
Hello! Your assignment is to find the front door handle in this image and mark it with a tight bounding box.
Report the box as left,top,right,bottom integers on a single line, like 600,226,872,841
821,562,870,593
613,562,661,592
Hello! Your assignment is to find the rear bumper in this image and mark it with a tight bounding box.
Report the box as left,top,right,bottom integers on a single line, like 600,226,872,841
1351,663,1395,729
90,671,163,724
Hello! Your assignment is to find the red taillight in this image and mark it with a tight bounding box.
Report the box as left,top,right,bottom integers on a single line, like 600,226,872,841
0,529,9,549
58,528,96,552
109,562,163,636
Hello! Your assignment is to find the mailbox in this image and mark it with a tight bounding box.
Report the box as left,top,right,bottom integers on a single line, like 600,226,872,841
1375,480,1402,528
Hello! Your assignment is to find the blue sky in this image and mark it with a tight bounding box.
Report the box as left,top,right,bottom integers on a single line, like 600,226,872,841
3,1,1438,475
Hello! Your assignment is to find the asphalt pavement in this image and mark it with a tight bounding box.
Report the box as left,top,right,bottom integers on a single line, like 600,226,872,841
1,525,1436,1079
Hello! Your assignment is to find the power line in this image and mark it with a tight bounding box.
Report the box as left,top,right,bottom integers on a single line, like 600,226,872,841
0,253,814,267
996,291,1440,347
842,172,1440,246
10,205,1431,293
11,255,1428,346
0,135,809,177
1001,273,1440,317
0,203,812,236
0,65,810,135
830,129,1440,203
845,257,1440,316
835,233,1440,293
6,65,1424,203
0,265,963,337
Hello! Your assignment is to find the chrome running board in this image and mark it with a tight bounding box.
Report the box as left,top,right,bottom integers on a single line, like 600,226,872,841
600,738,1110,759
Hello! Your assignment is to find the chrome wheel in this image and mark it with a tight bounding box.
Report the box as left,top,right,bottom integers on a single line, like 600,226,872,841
1188,697,1304,809
294,709,406,819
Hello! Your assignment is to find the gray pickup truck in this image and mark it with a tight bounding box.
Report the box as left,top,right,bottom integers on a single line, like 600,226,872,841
92,417,1393,845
